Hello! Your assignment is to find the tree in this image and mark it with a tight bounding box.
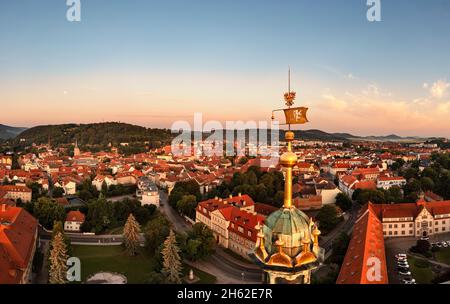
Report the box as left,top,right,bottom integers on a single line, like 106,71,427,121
161,230,182,284
410,239,431,256
420,177,435,192
316,205,342,234
101,181,108,194
335,193,352,212
51,221,72,255
123,214,141,256
176,195,197,219
48,232,69,284
85,195,115,233
52,187,65,198
144,213,171,254
329,233,350,265
182,223,216,261
32,197,66,229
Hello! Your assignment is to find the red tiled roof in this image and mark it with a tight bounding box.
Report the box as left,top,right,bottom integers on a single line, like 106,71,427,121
196,195,255,219
337,203,388,284
353,180,377,190
0,185,32,193
0,205,38,284
66,211,85,223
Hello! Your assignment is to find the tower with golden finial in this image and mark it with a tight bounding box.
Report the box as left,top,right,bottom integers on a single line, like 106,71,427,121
251,69,324,284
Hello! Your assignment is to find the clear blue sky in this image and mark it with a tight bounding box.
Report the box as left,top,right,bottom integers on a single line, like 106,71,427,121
1,0,450,137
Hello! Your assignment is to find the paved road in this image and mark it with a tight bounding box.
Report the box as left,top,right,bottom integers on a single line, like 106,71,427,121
321,204,360,253
39,227,145,245
158,191,191,233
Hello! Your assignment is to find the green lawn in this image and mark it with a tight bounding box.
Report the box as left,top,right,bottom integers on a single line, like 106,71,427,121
72,245,157,284
72,245,216,284
407,257,435,284
435,248,450,265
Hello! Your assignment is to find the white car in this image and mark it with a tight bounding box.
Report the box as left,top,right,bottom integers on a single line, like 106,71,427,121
443,243,449,248
437,242,443,248
395,254,407,259
399,270,411,276
403,278,416,284
404,281,416,284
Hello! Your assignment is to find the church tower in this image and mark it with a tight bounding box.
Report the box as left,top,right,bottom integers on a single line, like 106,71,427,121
74,139,81,157
251,70,324,284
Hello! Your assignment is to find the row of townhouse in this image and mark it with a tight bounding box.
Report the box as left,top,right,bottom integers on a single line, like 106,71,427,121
371,199,450,238
195,194,265,260
0,185,32,203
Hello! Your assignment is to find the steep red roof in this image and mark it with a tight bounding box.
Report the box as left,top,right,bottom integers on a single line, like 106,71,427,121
0,185,32,193
66,210,85,223
337,203,388,284
0,205,38,284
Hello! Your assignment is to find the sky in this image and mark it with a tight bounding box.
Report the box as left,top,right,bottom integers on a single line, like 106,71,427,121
0,0,450,137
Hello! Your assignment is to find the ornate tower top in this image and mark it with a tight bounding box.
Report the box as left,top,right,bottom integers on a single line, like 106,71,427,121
252,69,324,284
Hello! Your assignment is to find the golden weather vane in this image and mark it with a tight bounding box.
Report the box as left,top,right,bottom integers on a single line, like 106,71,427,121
271,68,309,130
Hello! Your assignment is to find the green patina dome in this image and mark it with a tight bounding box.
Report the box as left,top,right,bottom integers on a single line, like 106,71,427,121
262,207,312,257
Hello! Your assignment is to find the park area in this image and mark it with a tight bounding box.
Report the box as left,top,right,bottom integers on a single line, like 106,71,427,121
72,245,216,284
435,247,450,265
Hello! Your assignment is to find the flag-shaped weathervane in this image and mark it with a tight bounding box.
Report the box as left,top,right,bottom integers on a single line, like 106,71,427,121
272,68,309,128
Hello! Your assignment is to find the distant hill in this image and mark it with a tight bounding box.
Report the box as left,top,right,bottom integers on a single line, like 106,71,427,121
11,122,435,148
0,124,27,140
14,122,174,148
202,129,432,143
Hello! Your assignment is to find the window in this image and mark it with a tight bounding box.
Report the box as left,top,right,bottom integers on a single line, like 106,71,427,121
409,230,413,235
394,231,398,235
394,224,398,228
402,224,405,228
409,223,413,228
389,224,392,229
389,231,392,236
401,231,405,235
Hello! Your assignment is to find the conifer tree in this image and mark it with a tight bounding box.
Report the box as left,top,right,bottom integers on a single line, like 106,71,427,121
123,213,141,255
49,232,69,284
161,230,182,284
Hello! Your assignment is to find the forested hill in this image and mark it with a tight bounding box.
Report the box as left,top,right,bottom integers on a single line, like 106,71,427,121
14,122,174,148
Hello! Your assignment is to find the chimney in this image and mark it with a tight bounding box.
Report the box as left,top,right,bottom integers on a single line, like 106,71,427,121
238,192,242,197
229,194,233,199
1,204,6,212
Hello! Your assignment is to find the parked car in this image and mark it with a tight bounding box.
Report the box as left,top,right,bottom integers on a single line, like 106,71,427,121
395,254,407,259
404,280,416,284
436,242,443,248
398,263,409,268
443,243,449,248
399,270,411,276
403,277,416,284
